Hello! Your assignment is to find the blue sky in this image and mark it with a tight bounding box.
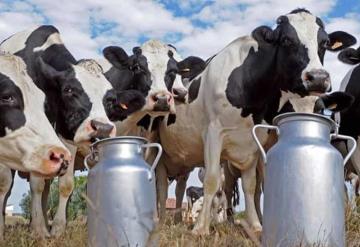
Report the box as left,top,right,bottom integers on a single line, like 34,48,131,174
1,0,360,213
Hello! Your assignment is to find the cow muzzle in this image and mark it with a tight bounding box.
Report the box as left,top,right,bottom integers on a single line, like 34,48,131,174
35,146,72,178
172,87,188,103
303,69,331,94
89,120,115,140
151,92,174,112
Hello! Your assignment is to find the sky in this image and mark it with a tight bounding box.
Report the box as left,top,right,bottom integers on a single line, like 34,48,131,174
2,0,360,213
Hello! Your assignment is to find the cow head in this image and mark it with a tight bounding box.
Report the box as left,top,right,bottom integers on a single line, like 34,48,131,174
0,55,71,177
101,41,188,122
252,8,356,97
37,58,116,148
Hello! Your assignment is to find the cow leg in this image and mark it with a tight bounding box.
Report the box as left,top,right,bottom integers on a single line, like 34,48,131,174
156,162,168,223
0,165,13,241
223,163,237,223
350,139,360,177
255,167,262,223
174,174,188,223
30,175,50,238
193,124,222,235
50,160,75,237
42,179,51,230
239,157,262,233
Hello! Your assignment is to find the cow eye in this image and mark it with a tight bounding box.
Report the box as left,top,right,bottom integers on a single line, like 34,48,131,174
0,95,15,103
63,87,73,95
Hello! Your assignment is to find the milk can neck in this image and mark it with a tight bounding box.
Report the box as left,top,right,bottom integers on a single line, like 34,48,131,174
279,120,331,141
93,137,147,159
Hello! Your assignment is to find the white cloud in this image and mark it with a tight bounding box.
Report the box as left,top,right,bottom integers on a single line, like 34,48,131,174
0,0,193,59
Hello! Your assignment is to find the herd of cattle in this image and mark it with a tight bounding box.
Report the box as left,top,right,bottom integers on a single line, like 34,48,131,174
2,8,360,240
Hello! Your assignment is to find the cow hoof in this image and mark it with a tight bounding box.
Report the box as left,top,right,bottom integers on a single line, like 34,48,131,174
50,220,66,237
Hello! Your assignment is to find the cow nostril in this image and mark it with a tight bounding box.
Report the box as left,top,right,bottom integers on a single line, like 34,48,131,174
90,120,98,131
305,72,314,81
49,152,61,163
172,88,188,99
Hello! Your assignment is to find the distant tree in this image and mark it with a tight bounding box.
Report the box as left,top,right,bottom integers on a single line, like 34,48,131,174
19,192,31,219
20,176,87,220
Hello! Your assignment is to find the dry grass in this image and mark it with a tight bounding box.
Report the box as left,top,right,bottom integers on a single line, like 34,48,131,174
1,209,360,247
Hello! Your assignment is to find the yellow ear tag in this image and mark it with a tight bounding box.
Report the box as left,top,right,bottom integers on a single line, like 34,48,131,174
331,41,343,50
328,103,337,110
182,68,190,72
120,103,128,110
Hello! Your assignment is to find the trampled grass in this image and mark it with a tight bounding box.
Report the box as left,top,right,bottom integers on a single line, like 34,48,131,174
1,209,360,247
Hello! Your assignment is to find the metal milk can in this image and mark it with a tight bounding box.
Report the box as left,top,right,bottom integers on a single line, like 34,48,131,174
252,113,356,247
84,136,162,247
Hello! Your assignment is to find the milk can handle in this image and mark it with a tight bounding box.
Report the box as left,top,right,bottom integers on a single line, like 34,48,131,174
330,134,357,166
141,143,163,180
83,146,98,170
252,124,280,164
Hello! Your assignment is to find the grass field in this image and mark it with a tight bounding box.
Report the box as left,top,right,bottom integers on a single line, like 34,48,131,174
1,209,360,247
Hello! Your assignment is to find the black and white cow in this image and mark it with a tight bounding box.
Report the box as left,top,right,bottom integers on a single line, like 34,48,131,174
0,25,140,238
0,54,72,240
187,187,227,224
335,46,360,195
154,9,355,235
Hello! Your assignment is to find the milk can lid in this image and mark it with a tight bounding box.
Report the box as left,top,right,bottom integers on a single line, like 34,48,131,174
272,112,338,133
90,136,149,149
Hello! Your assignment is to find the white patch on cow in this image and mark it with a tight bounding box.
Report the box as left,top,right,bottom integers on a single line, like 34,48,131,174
287,12,326,89
0,27,37,54
0,54,69,174
280,91,319,113
72,60,115,145
4,127,13,135
33,32,63,52
96,58,112,73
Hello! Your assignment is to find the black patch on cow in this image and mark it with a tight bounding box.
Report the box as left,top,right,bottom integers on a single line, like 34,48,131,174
136,114,164,132
225,17,313,124
164,50,178,91
188,77,201,103
177,56,206,81
137,114,151,129
103,46,152,97
167,114,176,126
104,89,146,122
339,65,360,139
0,73,26,137
289,8,311,15
186,186,204,204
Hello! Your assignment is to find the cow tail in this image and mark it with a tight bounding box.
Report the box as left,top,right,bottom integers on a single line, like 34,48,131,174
232,181,240,207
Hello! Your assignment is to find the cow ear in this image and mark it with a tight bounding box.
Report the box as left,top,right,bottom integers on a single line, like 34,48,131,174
338,47,360,65
103,46,129,69
36,56,64,87
252,26,276,44
326,31,357,52
320,92,354,112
